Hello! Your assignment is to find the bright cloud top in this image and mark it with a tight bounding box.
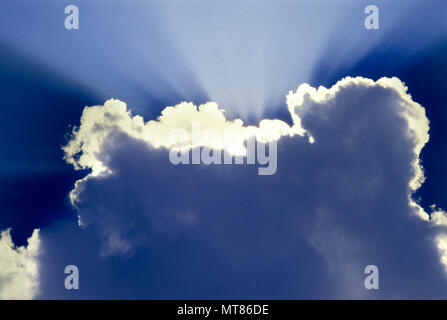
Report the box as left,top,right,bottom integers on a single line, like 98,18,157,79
63,100,305,177
0,229,40,300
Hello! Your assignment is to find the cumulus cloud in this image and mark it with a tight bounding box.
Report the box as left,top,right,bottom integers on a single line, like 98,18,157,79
57,76,447,298
0,229,40,300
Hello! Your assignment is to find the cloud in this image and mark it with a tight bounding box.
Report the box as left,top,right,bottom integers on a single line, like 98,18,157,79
0,228,40,300
63,100,304,177
286,77,429,191
56,76,447,298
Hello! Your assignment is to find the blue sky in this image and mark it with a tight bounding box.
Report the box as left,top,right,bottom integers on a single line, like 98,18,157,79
0,0,447,299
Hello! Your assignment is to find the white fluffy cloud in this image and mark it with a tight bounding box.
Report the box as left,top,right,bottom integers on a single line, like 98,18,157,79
63,100,304,177
0,229,40,300
59,76,447,297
